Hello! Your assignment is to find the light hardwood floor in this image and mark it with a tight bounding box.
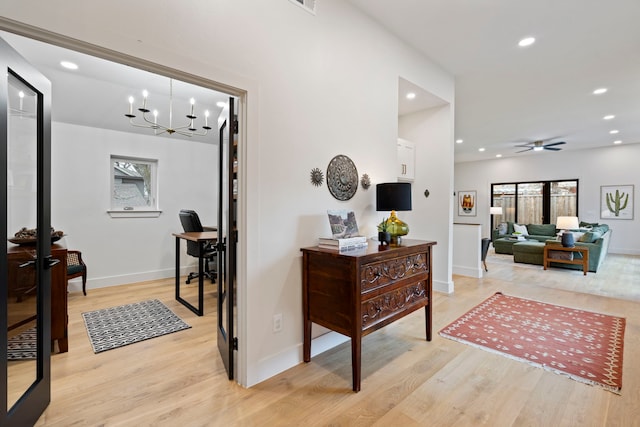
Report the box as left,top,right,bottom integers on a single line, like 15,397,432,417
32,251,640,426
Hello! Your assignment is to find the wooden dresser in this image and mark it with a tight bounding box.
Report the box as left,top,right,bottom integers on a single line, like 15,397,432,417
301,239,436,391
8,244,68,352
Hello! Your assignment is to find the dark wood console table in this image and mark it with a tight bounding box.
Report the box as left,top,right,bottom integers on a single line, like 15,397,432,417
301,239,436,391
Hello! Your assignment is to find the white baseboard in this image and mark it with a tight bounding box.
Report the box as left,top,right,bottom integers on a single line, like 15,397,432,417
434,278,454,294
68,267,192,294
248,331,349,387
608,247,640,256
452,264,483,279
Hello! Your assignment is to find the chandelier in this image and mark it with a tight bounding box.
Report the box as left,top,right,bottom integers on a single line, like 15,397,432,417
125,79,212,137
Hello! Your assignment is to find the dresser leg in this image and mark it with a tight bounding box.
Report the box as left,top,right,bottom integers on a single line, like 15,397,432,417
425,306,432,341
303,319,311,362
351,337,361,392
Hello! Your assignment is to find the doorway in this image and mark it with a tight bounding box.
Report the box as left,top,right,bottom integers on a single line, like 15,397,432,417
0,23,246,401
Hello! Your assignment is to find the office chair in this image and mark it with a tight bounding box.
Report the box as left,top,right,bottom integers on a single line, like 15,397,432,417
179,209,217,284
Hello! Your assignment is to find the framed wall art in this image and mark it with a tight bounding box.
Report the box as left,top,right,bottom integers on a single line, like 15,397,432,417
458,190,477,216
600,185,634,220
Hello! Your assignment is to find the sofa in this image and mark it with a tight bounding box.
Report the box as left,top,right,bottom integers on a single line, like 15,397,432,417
492,221,612,273
492,222,557,254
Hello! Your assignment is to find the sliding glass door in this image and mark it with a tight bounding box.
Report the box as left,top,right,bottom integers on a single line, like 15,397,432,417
491,180,578,227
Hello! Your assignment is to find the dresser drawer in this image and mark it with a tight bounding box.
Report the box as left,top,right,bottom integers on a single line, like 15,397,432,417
360,252,428,293
361,280,428,329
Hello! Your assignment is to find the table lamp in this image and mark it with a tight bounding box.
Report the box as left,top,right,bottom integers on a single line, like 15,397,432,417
376,182,412,245
490,206,503,231
490,206,503,215
556,216,579,247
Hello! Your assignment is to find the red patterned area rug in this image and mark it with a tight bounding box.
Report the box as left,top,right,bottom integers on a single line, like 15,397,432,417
439,292,625,394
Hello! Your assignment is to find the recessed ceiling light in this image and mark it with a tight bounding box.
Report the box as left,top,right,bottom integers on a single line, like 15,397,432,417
60,61,78,70
455,139,463,144
609,129,619,134
518,37,535,47
406,92,416,100
496,154,502,158
478,148,485,152
593,88,608,95
613,140,622,144
216,101,227,108
603,115,615,120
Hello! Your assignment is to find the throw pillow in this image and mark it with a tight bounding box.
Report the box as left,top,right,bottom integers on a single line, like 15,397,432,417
580,221,598,229
497,222,508,235
527,223,556,236
513,224,529,235
568,231,585,242
579,230,602,243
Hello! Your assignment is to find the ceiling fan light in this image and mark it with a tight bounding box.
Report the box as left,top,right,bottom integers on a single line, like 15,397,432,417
533,146,544,151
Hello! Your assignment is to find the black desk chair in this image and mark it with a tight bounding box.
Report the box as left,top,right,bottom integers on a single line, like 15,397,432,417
179,209,217,284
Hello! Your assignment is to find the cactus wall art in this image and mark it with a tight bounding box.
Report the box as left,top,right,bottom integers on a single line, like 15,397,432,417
600,185,634,219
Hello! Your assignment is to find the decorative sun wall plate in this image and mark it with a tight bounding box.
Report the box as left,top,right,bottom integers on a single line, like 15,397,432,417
326,155,358,201
360,174,371,190
310,167,324,186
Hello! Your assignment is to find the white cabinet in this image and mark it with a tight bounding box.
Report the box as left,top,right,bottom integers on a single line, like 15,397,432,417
397,138,415,181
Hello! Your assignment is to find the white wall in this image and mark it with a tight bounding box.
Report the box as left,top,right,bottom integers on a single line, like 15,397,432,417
452,223,483,278
51,122,218,291
1,0,455,387
399,106,455,293
454,143,640,255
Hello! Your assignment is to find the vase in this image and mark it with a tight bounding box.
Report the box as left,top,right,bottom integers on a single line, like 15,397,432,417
378,231,391,245
561,232,575,247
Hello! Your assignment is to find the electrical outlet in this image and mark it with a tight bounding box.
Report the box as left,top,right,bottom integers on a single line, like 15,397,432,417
273,313,283,333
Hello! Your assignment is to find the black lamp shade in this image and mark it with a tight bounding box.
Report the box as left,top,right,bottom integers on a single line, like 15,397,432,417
376,182,412,211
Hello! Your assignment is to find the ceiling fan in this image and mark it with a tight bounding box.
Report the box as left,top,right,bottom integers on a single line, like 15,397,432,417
515,139,566,153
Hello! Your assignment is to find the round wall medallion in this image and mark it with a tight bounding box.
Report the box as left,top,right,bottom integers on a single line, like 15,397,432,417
326,155,358,201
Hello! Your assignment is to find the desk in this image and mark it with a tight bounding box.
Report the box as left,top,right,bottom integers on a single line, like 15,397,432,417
8,244,68,352
543,244,589,275
173,231,217,316
301,239,436,392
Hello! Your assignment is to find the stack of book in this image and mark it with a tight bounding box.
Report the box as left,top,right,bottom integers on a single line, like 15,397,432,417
318,235,368,251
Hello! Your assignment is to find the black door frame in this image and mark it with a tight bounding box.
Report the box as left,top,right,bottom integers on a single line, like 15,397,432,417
0,35,53,426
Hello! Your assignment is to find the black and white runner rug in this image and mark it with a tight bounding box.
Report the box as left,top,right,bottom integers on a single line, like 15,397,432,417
7,327,37,360
82,299,191,353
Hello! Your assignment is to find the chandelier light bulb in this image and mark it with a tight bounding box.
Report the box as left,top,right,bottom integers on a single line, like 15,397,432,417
140,90,150,112
126,96,135,117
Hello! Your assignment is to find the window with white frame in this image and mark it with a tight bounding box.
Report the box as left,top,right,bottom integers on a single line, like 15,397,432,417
110,155,159,215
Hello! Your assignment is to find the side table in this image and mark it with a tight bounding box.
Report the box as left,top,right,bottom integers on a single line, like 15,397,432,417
543,244,589,275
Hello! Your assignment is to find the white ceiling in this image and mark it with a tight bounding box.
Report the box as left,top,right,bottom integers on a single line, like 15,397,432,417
1,31,230,143
353,0,640,162
4,2,640,159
